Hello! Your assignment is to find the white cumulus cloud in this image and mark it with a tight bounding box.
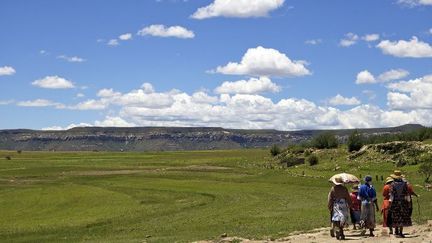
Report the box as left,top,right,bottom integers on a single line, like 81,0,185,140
137,25,195,39
57,55,86,63
340,33,359,47
356,69,409,84
386,74,432,110
191,0,285,19
119,33,132,40
362,34,380,42
355,70,376,84
0,66,16,76
377,69,410,82
377,37,432,58
398,0,432,6
32,76,75,89
329,94,361,106
107,39,119,46
215,77,281,94
305,39,322,45
214,46,310,77
17,99,65,109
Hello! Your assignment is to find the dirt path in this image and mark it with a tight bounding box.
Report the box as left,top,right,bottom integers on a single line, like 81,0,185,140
197,221,432,243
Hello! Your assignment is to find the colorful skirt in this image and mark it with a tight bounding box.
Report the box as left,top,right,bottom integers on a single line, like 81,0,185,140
360,201,375,229
382,199,391,227
389,200,412,227
332,199,349,227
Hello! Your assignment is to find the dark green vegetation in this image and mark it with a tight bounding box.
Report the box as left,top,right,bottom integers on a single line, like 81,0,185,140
1,148,431,242
419,154,432,182
311,132,338,149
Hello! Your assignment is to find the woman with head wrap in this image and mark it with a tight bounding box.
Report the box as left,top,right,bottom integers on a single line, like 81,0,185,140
358,175,379,237
382,176,394,234
328,176,352,240
389,170,412,238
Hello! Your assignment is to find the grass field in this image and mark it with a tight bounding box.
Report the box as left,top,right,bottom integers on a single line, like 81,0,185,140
0,149,431,242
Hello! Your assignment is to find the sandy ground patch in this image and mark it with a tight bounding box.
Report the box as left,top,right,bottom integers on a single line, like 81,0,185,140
196,221,432,243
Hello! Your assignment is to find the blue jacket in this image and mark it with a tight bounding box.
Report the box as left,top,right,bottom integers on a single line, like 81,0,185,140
358,183,376,202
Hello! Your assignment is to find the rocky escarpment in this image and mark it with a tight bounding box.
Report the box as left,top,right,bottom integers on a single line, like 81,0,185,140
0,124,424,151
0,127,297,151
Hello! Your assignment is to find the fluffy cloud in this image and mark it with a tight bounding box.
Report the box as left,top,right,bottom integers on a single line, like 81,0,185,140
329,94,361,106
362,34,380,42
339,33,359,47
57,55,86,63
32,76,75,89
377,37,432,58
355,70,376,84
0,66,16,76
377,69,409,82
398,0,432,6
17,99,65,109
69,99,107,110
356,69,409,84
40,75,432,130
119,33,132,40
107,39,119,46
137,25,195,39
305,39,322,45
42,123,92,131
0,100,14,105
214,46,310,77
191,0,285,19
214,77,281,94
387,74,432,110
94,116,136,127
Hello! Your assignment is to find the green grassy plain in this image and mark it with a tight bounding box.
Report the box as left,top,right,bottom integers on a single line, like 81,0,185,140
0,149,430,242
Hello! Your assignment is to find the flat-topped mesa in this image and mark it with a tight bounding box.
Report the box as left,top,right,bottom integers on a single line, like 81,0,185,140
0,124,424,151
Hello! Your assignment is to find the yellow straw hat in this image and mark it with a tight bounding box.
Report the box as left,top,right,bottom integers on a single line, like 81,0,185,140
391,170,403,179
385,177,394,184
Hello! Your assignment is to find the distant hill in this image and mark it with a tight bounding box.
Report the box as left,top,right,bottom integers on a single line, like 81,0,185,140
0,124,425,151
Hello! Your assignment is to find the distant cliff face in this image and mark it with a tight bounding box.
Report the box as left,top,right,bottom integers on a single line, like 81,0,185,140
0,124,424,151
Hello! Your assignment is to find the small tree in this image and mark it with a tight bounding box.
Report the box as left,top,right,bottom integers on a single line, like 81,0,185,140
270,144,281,157
419,154,432,182
312,132,338,149
307,154,319,166
347,130,364,152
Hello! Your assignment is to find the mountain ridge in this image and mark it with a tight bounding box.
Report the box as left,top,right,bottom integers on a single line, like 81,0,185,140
0,124,425,151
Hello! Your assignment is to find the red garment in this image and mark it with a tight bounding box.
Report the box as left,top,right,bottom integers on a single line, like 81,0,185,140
382,184,392,227
350,192,360,211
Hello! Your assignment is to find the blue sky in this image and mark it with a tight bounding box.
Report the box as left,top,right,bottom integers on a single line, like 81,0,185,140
0,0,431,130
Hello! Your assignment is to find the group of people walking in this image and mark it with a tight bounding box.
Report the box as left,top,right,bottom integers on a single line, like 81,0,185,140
327,170,418,240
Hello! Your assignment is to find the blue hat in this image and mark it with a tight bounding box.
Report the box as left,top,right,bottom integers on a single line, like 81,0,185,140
364,175,372,182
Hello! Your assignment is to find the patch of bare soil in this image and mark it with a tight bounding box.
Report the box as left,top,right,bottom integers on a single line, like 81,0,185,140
196,221,432,243
167,165,231,171
65,169,148,176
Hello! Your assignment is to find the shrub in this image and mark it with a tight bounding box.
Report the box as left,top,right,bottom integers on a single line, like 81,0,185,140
307,154,319,166
280,155,305,167
287,145,305,154
17,150,22,154
311,132,338,149
347,130,364,152
419,154,432,182
5,156,11,160
270,144,281,157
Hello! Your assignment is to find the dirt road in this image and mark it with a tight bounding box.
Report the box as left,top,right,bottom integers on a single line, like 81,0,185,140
197,221,432,243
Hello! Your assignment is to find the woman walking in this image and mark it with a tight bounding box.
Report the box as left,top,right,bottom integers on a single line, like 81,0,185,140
358,175,379,237
350,185,361,229
389,171,412,238
382,177,393,234
328,176,352,240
